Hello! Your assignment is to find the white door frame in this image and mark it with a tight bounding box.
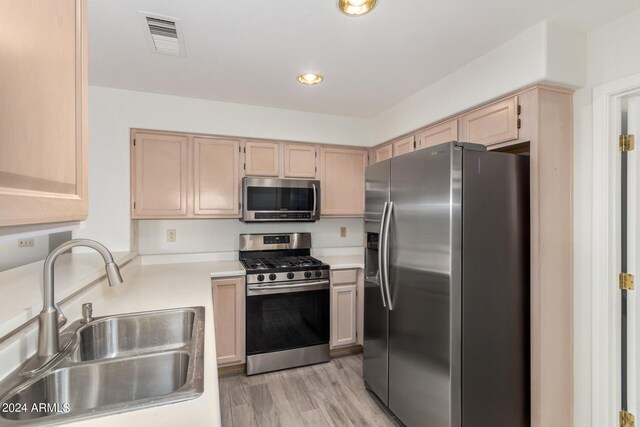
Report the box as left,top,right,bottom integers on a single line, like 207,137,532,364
591,73,640,426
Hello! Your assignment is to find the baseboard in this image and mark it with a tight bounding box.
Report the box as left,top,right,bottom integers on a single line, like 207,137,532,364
330,344,363,358
217,345,363,377
218,363,246,376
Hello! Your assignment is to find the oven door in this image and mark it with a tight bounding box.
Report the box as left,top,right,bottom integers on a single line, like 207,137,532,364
246,280,330,357
242,177,320,222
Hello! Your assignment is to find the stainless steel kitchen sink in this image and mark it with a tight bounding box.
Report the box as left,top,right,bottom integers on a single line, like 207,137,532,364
71,309,195,362
0,307,205,426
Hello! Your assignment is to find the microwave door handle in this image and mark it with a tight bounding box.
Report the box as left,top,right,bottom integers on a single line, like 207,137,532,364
378,202,388,308
312,183,317,215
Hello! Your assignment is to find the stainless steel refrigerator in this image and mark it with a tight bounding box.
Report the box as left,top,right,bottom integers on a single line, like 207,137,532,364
363,142,529,427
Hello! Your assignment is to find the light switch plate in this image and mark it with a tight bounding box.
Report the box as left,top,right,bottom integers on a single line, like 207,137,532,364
167,229,176,243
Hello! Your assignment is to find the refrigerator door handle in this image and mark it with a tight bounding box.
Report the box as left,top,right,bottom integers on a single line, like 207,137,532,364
377,202,389,308
383,201,394,310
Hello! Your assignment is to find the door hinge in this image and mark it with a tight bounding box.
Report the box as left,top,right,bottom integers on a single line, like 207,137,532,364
133,139,136,146
620,135,635,152
244,147,246,153
517,104,522,115
239,146,241,153
517,118,521,129
620,410,635,427
243,163,246,170
620,273,635,290
413,140,417,149
133,202,136,210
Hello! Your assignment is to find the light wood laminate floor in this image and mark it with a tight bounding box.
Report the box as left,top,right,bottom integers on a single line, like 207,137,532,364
219,354,398,426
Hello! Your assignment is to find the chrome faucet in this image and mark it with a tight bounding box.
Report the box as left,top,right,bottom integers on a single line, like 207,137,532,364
38,239,123,358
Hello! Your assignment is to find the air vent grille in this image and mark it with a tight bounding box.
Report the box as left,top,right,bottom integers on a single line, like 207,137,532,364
139,12,185,57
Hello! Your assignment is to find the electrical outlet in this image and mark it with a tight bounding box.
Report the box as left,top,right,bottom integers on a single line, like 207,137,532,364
167,229,176,243
18,238,34,247
340,227,347,238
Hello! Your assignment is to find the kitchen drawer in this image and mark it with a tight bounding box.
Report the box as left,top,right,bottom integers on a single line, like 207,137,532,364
331,269,357,285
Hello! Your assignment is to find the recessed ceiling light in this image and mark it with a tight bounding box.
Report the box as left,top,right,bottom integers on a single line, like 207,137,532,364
338,0,377,16
297,73,323,85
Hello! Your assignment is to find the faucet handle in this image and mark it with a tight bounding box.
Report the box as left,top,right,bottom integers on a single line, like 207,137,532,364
81,302,93,324
53,303,67,328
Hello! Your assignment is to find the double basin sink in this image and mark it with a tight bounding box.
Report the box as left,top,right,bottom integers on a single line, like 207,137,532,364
0,307,205,426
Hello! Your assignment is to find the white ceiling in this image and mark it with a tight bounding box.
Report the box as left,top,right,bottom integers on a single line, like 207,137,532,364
89,0,640,118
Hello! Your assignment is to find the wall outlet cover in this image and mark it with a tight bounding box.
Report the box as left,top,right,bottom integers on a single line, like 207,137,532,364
167,229,176,243
18,238,34,247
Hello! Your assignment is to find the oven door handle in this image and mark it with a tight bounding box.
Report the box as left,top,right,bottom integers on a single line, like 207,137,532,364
247,279,329,296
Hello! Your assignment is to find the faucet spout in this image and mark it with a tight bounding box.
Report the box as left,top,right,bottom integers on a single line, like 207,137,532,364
38,239,123,358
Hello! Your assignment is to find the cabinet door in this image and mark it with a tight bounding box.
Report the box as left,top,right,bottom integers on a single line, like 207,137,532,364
212,277,245,366
374,144,393,163
284,143,316,178
193,137,241,216
460,96,518,146
393,135,415,157
0,0,88,227
416,119,458,149
132,132,188,218
245,140,280,176
331,284,357,348
320,147,367,216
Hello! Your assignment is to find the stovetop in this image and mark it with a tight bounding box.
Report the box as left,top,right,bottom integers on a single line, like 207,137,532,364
240,255,327,273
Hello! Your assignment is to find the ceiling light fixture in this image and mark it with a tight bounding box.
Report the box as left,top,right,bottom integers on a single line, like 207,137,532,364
297,73,323,85
337,0,377,16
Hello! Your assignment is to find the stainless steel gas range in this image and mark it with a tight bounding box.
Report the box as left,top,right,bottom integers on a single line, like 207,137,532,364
239,233,330,375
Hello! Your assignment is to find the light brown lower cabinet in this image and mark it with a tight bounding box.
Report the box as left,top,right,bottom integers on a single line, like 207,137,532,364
330,269,363,349
212,277,245,366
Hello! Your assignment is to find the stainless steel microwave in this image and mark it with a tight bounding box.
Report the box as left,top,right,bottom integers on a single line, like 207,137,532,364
241,177,320,222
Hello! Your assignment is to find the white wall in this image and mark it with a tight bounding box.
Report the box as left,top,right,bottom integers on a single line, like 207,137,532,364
138,218,363,255
573,8,640,427
367,21,586,144
0,236,49,271
75,87,368,252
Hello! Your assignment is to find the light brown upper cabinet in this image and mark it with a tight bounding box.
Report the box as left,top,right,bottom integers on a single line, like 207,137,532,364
416,119,458,149
374,144,393,163
0,0,88,227
131,131,242,219
283,143,317,178
193,137,241,217
244,140,280,176
132,133,189,218
459,96,519,146
393,135,415,157
320,147,367,217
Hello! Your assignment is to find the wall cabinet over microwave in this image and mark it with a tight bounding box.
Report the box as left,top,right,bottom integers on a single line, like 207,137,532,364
244,141,318,179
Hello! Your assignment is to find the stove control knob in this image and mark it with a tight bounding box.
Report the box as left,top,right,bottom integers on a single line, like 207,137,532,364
257,274,265,282
315,271,323,278
304,271,312,279
269,273,277,281
287,272,295,280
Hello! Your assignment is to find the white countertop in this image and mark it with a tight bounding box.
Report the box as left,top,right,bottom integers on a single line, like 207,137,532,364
316,254,364,270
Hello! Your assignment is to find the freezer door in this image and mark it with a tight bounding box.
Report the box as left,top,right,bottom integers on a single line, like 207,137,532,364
388,145,459,427
363,160,390,405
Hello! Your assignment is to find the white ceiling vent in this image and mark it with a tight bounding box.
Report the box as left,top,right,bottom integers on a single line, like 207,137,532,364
138,12,186,57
